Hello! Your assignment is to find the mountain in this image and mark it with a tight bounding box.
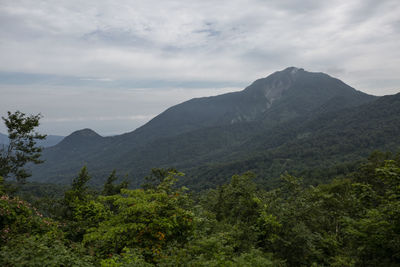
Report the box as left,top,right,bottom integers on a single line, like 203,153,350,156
123,67,373,141
39,135,65,147
0,132,8,145
31,67,380,187
55,128,101,149
183,92,400,189
0,132,64,148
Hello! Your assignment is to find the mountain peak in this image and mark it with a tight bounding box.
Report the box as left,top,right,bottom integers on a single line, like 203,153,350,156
282,66,304,74
70,128,101,138
244,66,342,97
56,128,102,148
243,67,305,102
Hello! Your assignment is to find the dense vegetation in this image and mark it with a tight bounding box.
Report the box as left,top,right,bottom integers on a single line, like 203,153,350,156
183,92,400,190
1,151,400,266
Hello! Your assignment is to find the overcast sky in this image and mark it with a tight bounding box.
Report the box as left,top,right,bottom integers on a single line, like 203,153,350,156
0,0,399,136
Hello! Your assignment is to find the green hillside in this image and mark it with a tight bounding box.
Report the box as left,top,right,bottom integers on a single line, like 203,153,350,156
30,67,379,188
183,93,400,189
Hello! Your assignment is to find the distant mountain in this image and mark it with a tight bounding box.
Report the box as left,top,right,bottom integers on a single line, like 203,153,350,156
55,128,101,148
0,132,64,148
0,132,8,145
40,135,65,147
31,67,381,188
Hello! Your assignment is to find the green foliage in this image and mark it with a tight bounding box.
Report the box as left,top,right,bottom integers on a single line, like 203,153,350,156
102,169,129,196
3,151,400,265
84,170,194,262
142,168,177,190
253,155,400,266
70,166,91,200
0,195,59,245
0,111,46,183
159,241,280,267
0,234,94,267
0,176,4,195
100,248,153,267
199,172,266,254
14,182,67,217
61,166,110,242
339,159,400,266
62,166,91,224
205,172,260,224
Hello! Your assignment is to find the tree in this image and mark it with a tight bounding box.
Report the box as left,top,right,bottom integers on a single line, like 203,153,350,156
0,111,46,182
142,168,177,190
62,166,110,242
102,169,129,196
63,166,93,217
69,166,91,201
84,170,194,262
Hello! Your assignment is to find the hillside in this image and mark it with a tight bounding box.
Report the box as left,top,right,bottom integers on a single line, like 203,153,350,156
30,67,379,187
122,67,374,141
182,93,400,189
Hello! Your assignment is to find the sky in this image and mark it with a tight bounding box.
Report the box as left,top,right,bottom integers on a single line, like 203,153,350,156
0,0,399,136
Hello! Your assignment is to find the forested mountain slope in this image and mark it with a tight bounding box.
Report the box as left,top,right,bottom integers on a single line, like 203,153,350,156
31,67,379,187
184,93,400,189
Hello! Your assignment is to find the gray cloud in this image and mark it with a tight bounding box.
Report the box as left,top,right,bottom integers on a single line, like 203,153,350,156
0,0,399,135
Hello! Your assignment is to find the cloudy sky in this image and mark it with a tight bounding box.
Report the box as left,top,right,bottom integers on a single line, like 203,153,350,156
0,0,399,136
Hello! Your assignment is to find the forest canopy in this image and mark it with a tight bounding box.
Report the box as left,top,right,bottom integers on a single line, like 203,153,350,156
1,151,399,266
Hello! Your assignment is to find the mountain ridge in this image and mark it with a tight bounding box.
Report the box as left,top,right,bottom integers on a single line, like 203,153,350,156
120,67,375,142
30,67,382,187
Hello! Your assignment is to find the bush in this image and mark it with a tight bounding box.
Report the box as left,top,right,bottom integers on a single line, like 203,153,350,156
0,234,94,267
